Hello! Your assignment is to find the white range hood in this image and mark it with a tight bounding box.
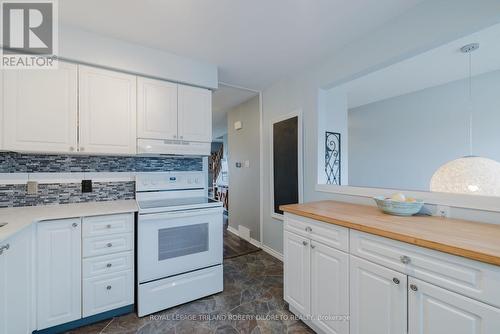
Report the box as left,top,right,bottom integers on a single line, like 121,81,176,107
137,139,210,156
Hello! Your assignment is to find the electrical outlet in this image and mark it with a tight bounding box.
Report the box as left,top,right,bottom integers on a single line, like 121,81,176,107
27,181,38,195
435,205,450,218
82,180,93,193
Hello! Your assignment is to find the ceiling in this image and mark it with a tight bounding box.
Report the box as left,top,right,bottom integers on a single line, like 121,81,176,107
212,85,258,139
59,0,424,90
345,22,500,109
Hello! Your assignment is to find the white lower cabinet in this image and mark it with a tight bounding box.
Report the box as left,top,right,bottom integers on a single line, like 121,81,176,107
0,226,34,334
409,277,500,334
350,255,407,334
37,218,82,330
284,230,349,334
284,213,500,334
36,213,134,331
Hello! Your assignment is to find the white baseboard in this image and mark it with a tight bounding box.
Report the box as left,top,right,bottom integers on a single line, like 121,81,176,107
226,225,262,249
261,244,283,262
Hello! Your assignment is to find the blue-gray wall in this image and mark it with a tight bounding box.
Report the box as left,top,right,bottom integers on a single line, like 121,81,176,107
348,69,500,191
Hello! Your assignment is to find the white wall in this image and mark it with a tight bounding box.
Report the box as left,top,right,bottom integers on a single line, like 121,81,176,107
227,96,261,240
349,69,500,191
59,24,218,89
261,0,500,254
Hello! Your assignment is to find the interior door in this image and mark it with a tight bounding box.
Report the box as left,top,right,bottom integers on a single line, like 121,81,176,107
283,231,310,316
137,77,178,140
350,255,407,334
178,84,212,142
79,65,137,154
409,277,500,334
311,241,349,334
2,62,78,153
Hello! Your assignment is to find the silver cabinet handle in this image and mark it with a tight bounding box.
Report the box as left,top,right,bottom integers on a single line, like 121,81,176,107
106,285,112,290
410,284,418,292
106,263,112,268
400,255,411,264
107,243,112,248
173,135,177,139
72,223,78,228
393,277,400,285
0,244,10,255
180,135,184,139
310,244,316,249
305,227,312,232
80,147,85,152
302,241,308,246
106,224,112,229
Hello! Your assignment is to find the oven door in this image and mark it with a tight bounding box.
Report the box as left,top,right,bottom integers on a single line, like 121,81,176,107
138,207,223,283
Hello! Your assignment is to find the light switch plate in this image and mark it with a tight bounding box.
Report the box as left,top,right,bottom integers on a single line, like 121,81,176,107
27,181,38,195
244,160,250,168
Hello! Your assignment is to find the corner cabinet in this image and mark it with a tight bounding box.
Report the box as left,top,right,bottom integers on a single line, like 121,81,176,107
284,213,500,334
79,66,137,155
0,226,34,334
1,62,78,153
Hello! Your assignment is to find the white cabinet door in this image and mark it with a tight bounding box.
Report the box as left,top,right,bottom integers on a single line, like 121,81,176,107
2,62,78,153
79,66,137,154
178,84,212,142
0,226,34,334
409,277,500,334
137,77,178,140
350,255,407,334
37,219,82,330
283,231,310,316
311,241,349,334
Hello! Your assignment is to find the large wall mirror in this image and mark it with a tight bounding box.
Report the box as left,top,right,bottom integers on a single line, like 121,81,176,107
318,22,500,202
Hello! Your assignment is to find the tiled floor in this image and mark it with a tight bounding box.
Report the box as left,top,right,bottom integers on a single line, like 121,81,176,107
223,229,261,259
67,251,314,334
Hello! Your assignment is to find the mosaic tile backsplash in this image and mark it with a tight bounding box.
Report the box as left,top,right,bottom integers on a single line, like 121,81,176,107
0,182,135,208
0,152,204,208
0,152,203,173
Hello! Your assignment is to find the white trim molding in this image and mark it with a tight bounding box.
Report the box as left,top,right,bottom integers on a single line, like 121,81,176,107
316,184,500,213
261,244,283,262
226,225,262,249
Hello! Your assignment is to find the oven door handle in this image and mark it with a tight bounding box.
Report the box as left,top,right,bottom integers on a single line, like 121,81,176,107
140,207,222,220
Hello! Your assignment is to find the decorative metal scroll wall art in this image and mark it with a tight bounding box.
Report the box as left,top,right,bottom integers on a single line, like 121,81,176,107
325,132,341,185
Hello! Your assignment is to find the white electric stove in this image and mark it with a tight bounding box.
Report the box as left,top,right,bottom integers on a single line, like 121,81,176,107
136,171,223,317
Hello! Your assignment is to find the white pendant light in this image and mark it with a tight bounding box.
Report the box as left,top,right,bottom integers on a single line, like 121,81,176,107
430,43,500,196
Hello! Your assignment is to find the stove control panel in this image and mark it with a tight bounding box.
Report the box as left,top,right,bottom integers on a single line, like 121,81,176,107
136,172,204,191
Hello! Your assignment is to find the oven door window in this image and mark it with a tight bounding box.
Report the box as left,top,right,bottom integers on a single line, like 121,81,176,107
158,223,209,261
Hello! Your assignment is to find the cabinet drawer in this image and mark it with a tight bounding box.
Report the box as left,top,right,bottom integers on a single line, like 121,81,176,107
284,213,349,252
83,251,133,278
83,233,133,258
83,270,134,317
350,230,500,308
82,213,134,237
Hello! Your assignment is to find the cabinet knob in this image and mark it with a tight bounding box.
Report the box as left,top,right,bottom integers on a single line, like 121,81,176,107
400,255,411,264
173,135,177,139
69,146,75,152
72,223,78,228
410,284,418,292
80,147,85,152
106,263,112,268
106,285,112,290
310,244,316,249
107,243,112,248
305,227,312,232
393,277,400,285
106,224,112,229
302,241,308,246
0,244,10,255
180,135,184,139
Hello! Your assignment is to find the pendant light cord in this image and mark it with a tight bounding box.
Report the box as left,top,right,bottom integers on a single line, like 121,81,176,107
468,51,473,156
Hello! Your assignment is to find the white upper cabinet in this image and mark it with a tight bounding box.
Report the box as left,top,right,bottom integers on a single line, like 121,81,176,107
409,277,500,334
137,77,178,140
79,66,137,154
350,255,407,334
2,62,78,153
178,84,212,142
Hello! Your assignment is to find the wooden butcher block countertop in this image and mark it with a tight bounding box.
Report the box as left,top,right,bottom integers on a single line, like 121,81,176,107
281,200,500,266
